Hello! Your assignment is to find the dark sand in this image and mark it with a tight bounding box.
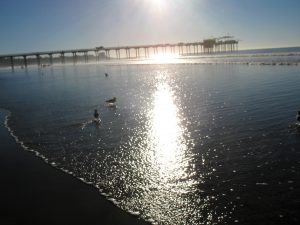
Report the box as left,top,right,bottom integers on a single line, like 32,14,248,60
0,112,149,225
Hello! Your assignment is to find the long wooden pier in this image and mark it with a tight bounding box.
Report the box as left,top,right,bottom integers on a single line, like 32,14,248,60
0,36,238,69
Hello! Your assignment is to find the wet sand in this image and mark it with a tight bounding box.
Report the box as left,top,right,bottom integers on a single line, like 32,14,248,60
0,112,149,225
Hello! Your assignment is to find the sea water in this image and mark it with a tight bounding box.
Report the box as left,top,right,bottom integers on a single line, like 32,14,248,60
0,48,300,224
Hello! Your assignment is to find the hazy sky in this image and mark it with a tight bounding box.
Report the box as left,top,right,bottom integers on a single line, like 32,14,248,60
1,0,300,54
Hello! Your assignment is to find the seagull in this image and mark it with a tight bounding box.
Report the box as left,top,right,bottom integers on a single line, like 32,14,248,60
106,97,116,104
94,109,100,119
93,109,101,123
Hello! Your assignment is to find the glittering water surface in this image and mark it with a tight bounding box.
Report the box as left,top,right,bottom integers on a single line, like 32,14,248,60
0,63,300,224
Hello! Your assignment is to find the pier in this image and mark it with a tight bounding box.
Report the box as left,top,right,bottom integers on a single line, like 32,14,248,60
0,36,238,69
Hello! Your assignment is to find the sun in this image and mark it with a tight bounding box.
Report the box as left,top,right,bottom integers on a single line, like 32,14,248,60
147,0,166,12
152,0,163,6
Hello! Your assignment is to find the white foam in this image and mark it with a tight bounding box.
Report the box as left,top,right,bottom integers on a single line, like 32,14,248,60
1,109,143,222
108,198,120,205
256,182,269,186
146,218,156,224
129,210,140,216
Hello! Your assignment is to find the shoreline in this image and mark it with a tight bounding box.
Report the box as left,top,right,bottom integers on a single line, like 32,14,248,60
0,111,149,225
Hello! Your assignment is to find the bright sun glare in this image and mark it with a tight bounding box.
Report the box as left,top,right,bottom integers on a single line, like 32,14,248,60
150,0,162,6
148,81,188,179
147,0,166,12
149,53,178,63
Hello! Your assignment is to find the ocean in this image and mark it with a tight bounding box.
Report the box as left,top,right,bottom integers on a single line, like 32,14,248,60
0,47,300,224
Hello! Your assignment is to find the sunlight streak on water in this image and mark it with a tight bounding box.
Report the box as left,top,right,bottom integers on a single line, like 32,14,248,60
148,53,179,64
148,80,188,180
133,73,202,223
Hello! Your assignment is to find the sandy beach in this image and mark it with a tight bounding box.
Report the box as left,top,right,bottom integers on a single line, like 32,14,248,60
0,112,149,225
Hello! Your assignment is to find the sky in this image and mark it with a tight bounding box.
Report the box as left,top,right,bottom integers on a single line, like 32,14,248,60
0,0,300,54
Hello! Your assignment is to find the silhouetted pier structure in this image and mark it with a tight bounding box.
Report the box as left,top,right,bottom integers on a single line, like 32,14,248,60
0,36,238,69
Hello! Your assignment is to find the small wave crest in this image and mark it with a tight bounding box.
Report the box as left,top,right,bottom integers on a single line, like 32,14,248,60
1,109,62,168
0,108,132,220
81,119,101,130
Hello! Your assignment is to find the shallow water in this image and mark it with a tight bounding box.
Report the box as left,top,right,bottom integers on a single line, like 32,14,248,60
0,63,300,224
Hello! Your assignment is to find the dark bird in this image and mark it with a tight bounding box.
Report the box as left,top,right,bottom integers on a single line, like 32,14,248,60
105,73,108,77
93,109,101,123
94,109,99,119
106,97,116,104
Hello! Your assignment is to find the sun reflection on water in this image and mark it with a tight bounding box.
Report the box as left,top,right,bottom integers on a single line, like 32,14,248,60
148,81,188,180
149,53,179,64
137,75,201,222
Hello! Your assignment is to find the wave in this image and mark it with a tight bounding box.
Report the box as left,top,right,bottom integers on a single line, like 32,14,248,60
98,49,300,66
1,109,50,163
107,59,299,66
0,108,144,220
